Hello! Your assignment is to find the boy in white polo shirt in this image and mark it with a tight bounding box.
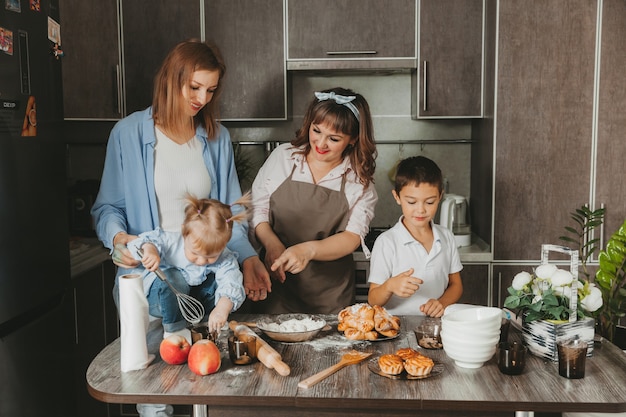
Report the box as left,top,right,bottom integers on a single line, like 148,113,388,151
368,156,463,317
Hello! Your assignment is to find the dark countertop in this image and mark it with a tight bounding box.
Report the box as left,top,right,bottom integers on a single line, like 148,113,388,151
69,237,110,278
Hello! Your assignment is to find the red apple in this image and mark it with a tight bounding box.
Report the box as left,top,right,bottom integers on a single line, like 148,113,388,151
159,335,191,365
187,339,221,375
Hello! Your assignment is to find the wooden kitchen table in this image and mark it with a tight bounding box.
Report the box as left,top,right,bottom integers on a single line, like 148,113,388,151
87,315,626,417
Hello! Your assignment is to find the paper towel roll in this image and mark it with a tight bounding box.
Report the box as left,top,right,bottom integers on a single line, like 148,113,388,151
119,273,155,372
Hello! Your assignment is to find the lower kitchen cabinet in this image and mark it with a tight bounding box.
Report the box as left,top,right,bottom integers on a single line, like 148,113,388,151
458,264,490,306
73,260,118,417
491,265,527,308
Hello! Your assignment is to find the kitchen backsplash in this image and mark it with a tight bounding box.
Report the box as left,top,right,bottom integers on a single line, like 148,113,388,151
66,72,473,229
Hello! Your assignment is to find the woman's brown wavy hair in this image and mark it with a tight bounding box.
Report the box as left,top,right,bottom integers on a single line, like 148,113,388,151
291,87,377,187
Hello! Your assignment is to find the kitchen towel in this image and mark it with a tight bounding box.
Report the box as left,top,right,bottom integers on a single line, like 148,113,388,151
119,273,155,372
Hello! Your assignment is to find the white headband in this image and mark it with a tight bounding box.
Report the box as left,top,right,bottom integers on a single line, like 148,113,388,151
314,91,360,122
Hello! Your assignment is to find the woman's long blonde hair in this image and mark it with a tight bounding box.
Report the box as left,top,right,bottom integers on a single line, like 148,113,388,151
181,193,251,255
152,39,226,140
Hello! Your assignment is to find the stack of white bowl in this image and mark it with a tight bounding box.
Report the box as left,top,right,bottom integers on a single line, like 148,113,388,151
441,306,503,368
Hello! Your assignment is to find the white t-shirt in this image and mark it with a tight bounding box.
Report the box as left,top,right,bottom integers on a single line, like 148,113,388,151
368,217,463,315
153,128,211,231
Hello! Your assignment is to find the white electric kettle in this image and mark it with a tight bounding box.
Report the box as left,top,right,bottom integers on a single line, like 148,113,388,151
439,194,472,247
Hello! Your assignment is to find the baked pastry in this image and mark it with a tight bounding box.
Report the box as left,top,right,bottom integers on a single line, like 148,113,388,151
342,316,375,333
395,347,421,361
339,303,375,321
378,354,404,375
403,354,434,377
338,303,400,339
373,305,401,334
343,328,379,340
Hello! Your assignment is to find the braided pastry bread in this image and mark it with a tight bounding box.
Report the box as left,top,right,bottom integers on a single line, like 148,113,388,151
338,303,400,340
343,328,378,341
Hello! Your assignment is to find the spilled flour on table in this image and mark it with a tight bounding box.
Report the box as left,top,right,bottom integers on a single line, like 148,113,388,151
225,366,254,376
301,333,368,351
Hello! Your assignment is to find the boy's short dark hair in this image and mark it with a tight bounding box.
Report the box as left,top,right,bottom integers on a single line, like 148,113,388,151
394,156,443,194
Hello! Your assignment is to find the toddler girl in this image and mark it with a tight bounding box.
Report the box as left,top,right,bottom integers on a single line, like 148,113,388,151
128,193,250,342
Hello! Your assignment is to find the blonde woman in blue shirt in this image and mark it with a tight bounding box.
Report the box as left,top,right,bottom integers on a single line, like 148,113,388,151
92,39,270,417
368,156,463,317
92,40,269,307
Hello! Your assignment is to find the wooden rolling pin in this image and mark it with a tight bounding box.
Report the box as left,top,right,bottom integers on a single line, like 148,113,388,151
229,321,291,376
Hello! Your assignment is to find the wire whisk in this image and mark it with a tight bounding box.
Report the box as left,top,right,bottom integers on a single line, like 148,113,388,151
137,248,205,325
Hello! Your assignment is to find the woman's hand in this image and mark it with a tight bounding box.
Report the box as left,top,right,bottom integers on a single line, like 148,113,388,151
271,242,315,275
111,232,140,268
263,242,288,283
242,256,271,301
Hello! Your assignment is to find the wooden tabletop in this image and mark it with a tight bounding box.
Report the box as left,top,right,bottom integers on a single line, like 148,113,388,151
87,314,626,415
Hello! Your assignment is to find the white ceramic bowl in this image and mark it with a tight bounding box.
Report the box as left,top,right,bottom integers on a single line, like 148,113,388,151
443,344,496,368
441,320,501,336
440,330,500,347
442,307,503,332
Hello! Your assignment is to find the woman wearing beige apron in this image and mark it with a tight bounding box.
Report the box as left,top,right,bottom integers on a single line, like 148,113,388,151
251,87,378,314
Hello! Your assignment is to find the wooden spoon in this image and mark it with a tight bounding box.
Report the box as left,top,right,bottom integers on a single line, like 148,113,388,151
298,350,372,389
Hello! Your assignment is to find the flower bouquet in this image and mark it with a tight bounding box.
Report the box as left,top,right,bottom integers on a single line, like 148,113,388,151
504,244,602,361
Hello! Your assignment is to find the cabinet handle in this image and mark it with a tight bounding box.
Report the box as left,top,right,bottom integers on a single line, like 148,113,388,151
600,202,605,254
115,64,122,116
325,50,377,55
423,60,428,112
73,287,79,345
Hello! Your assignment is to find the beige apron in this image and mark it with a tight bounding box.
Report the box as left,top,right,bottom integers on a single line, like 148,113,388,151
261,165,355,314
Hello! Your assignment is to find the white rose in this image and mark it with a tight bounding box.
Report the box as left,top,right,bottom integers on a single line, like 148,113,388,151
553,285,567,297
551,269,574,287
580,285,603,312
535,264,557,279
512,271,532,290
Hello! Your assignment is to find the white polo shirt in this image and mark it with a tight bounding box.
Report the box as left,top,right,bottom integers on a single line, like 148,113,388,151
368,217,463,315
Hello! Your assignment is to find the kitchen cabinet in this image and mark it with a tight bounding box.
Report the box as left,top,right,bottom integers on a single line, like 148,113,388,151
594,0,626,241
492,265,524,308
60,0,122,119
414,0,483,118
73,260,118,417
491,0,597,261
458,264,490,306
204,0,286,120
121,0,201,115
286,0,416,70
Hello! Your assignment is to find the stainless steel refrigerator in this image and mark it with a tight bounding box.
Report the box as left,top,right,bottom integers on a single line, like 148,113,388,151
0,0,74,416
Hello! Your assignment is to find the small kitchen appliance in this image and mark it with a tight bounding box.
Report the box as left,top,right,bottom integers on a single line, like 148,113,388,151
439,194,472,247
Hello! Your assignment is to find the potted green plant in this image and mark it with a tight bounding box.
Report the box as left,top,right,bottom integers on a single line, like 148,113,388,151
594,219,626,344
559,205,605,280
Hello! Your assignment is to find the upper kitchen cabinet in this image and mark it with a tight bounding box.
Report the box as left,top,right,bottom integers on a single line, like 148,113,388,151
121,0,201,115
60,0,122,120
492,0,597,260
414,0,484,118
286,0,416,70
594,0,626,239
204,0,286,120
